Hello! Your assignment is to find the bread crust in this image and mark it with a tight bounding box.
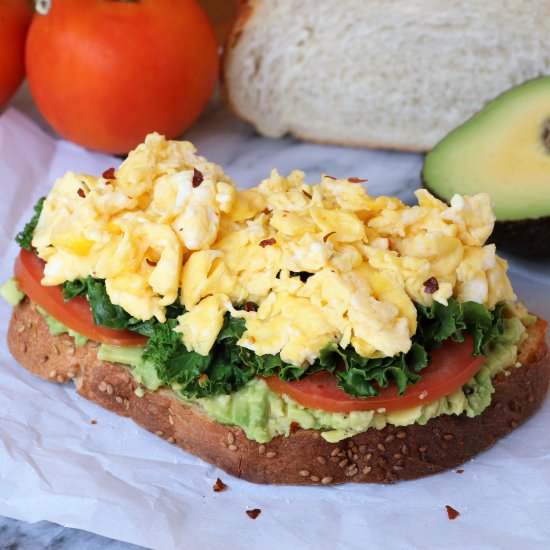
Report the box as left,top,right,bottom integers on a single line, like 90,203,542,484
7,299,550,485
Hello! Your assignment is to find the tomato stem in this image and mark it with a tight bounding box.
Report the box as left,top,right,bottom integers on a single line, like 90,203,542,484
35,0,50,16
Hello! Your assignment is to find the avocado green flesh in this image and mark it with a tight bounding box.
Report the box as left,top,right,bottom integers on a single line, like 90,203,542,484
99,316,528,444
15,293,529,444
0,278,25,306
423,77,550,221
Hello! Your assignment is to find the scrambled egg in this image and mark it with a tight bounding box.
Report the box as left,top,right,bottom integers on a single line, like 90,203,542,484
33,134,515,366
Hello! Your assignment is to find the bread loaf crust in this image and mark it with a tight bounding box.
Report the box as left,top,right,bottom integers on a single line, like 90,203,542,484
7,299,550,485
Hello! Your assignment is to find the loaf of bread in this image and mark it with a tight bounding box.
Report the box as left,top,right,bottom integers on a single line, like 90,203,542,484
222,0,550,151
8,298,550,485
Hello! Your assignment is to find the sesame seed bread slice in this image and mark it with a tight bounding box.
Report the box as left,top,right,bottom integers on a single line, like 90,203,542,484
7,299,550,485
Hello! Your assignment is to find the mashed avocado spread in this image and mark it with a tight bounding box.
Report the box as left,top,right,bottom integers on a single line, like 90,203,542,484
98,315,528,443
3,279,530,444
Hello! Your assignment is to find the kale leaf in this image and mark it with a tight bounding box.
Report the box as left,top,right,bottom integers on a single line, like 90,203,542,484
15,197,46,251
60,273,505,400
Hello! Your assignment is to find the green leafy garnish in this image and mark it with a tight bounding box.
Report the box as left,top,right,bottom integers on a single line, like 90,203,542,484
61,274,505,400
15,197,46,251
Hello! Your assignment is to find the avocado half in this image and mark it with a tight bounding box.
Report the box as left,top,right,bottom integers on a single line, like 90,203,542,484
422,77,550,256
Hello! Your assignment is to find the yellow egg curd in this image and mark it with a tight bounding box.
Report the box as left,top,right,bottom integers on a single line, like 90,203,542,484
32,134,515,367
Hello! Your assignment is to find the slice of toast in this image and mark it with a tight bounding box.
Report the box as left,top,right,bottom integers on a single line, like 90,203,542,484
7,298,550,484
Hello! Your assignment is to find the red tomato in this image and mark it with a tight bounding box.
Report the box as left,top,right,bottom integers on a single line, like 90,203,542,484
0,0,33,108
14,249,148,347
264,336,484,413
25,0,219,154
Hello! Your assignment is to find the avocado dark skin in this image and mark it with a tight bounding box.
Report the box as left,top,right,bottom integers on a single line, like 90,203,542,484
422,180,550,257
420,77,550,258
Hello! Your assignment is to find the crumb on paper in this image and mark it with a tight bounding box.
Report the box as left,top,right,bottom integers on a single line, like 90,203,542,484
213,478,228,492
445,505,460,520
246,508,261,520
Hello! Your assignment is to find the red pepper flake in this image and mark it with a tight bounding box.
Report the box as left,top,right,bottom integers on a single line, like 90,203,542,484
77,188,86,198
91,419,97,425
192,168,204,188
423,277,439,294
259,238,276,248
445,505,460,520
146,259,157,267
290,421,300,434
244,301,256,312
212,477,228,492
102,167,116,179
246,509,261,520
323,231,336,243
455,469,464,474
324,175,337,180
348,177,368,183
198,373,209,387
262,208,273,215
302,189,312,199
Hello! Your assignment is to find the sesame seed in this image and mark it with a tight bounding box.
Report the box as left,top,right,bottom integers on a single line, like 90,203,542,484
317,456,327,465
353,454,358,461
220,442,227,448
227,432,235,445
106,384,114,395
115,396,123,404
168,414,174,425
124,399,130,410
401,444,409,455
347,449,353,459
393,465,404,471
258,445,266,454
228,444,238,451
266,451,277,459
419,390,428,400
321,476,333,485
56,375,64,383
67,370,77,379
528,395,535,403
393,453,403,459
155,430,163,436
299,470,310,477
377,443,386,452
419,445,428,452
510,420,518,428
330,457,339,463
17,325,25,334
331,448,341,457
384,435,395,443
346,467,358,477
66,347,75,356
396,431,407,439
363,466,372,474
338,458,349,468
167,437,175,444
310,475,320,482
443,433,454,441
365,453,372,461
49,370,57,379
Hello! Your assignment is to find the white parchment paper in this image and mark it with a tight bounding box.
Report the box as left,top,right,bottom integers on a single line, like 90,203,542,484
0,108,549,549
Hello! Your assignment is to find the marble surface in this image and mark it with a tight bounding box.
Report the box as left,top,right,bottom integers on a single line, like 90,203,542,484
1,83,549,550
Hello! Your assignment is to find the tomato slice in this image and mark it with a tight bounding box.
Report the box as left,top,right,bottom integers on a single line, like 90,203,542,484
14,249,148,347
264,336,484,413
